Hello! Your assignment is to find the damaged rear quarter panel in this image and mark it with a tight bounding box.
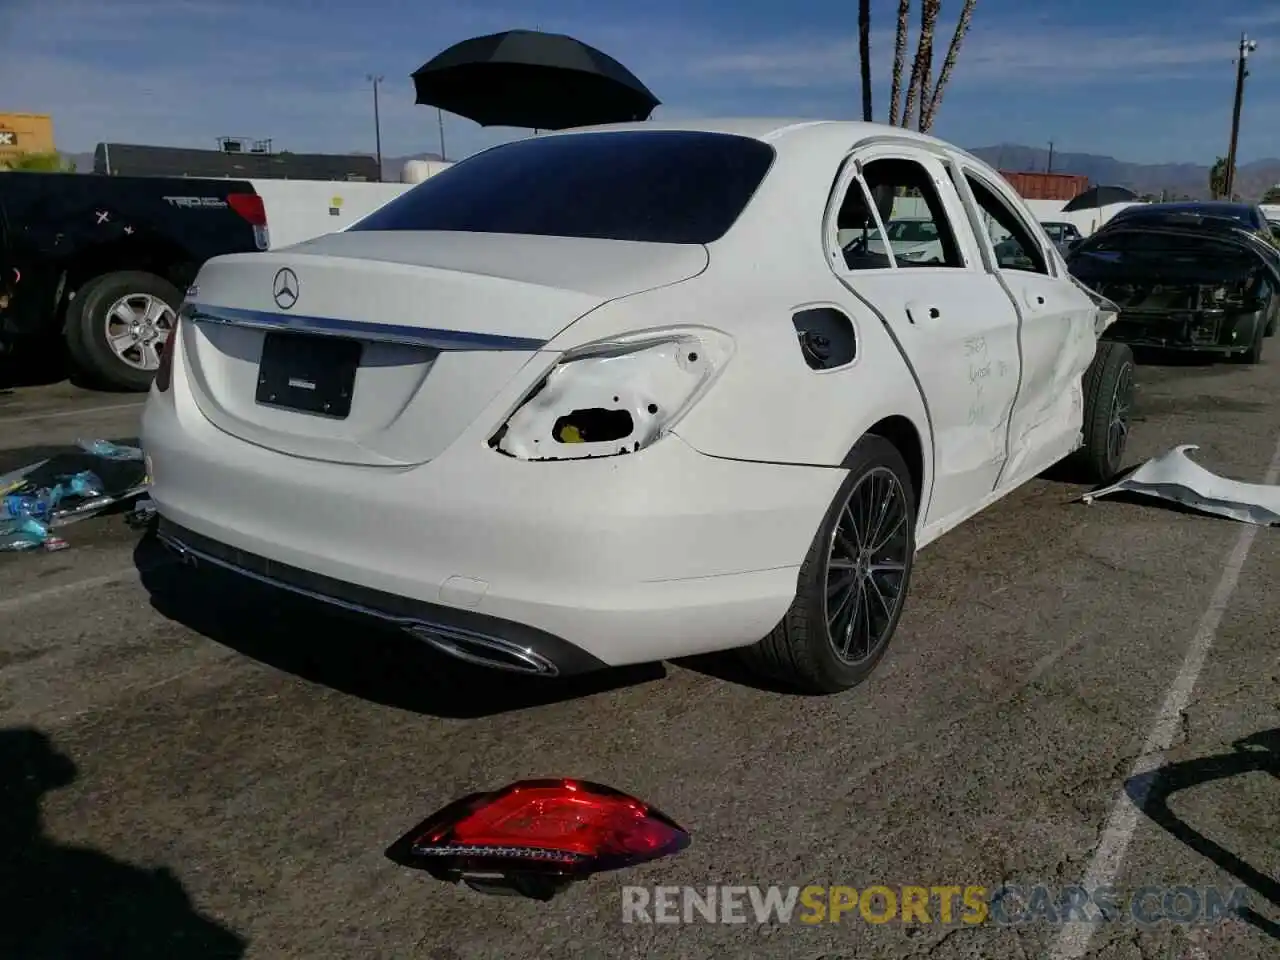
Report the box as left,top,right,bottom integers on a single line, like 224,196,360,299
553,269,932,481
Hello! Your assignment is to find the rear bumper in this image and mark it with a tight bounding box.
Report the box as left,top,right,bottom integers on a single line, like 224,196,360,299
141,379,845,672
156,517,609,676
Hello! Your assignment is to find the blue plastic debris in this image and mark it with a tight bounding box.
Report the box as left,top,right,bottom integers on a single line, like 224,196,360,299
0,515,68,552
1,471,104,522
76,439,144,461
0,438,149,553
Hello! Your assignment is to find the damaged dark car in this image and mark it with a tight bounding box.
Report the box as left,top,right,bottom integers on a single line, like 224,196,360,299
1066,203,1279,365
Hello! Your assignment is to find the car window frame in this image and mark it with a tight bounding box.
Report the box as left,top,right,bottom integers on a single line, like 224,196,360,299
954,165,1057,278
824,146,980,275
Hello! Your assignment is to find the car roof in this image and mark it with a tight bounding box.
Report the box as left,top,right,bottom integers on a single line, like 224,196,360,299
1120,200,1259,219
553,116,965,154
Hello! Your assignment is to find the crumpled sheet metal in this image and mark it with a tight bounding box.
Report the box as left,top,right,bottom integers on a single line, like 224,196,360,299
1080,444,1280,526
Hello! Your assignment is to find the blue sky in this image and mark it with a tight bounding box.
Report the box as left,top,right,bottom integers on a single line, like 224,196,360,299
4,0,1280,165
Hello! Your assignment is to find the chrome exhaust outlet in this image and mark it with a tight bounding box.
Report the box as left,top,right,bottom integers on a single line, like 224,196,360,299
404,624,559,677
158,532,197,566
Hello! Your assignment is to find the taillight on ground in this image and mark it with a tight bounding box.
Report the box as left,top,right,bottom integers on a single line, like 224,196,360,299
387,779,690,901
154,319,177,392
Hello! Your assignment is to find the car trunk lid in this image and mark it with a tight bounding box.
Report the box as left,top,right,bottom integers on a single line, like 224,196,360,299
179,231,708,466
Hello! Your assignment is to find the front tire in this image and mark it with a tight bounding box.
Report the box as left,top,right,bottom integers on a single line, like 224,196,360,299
741,435,917,694
1076,340,1134,483
64,270,181,391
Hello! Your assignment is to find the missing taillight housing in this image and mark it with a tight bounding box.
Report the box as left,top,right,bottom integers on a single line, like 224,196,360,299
154,317,178,393
386,779,690,901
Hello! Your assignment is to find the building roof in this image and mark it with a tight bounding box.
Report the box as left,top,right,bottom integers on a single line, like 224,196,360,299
93,143,380,181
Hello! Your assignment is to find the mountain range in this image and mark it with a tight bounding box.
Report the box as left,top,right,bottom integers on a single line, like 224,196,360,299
57,145,1280,201
967,145,1280,200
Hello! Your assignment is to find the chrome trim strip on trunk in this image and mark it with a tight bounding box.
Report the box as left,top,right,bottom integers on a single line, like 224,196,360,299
183,303,548,352
156,530,559,676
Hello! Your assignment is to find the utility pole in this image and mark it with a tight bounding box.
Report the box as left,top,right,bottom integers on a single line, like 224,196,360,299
367,74,384,181
437,108,447,161
1224,33,1257,200
1047,140,1055,174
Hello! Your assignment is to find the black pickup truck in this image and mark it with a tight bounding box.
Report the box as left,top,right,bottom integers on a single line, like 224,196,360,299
0,172,268,390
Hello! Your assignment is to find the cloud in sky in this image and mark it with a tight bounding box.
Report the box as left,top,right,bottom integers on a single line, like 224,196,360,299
3,0,1280,165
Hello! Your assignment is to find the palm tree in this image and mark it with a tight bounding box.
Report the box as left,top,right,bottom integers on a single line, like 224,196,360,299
920,0,978,133
902,0,941,130
858,0,873,121
888,0,911,125
1209,157,1228,199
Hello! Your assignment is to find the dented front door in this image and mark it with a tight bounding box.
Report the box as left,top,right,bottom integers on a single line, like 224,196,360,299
955,167,1099,486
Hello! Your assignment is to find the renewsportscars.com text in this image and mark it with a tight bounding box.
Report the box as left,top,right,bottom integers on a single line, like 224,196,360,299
621,884,1250,926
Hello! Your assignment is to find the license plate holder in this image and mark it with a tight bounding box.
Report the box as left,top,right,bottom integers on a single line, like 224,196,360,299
256,332,362,418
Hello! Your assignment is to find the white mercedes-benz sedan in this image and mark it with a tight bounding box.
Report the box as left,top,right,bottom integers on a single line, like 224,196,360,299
141,118,1134,694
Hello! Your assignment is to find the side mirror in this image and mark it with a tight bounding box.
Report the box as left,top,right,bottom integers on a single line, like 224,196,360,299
1067,238,1083,252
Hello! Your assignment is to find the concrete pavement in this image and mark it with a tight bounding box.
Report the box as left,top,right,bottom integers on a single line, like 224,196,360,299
0,354,1276,959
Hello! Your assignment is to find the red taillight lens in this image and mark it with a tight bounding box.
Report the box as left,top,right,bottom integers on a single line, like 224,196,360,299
227,192,266,226
154,317,177,392
388,779,689,899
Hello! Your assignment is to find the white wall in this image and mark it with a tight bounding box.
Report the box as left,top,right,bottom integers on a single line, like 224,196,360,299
251,180,414,249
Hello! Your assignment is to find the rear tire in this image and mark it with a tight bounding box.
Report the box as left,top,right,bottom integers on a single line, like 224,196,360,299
741,435,917,695
64,270,181,392
1076,340,1134,483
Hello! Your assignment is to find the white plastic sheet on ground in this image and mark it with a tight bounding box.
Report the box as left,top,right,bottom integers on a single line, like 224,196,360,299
1080,444,1280,526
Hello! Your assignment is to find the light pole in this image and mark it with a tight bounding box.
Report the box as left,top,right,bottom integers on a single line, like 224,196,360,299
1224,33,1257,200
1047,140,1055,174
437,107,447,161
367,73,384,181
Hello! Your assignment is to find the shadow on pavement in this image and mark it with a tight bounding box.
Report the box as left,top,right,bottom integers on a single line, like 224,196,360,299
0,727,246,959
132,536,665,719
0,347,68,393
1125,727,1280,941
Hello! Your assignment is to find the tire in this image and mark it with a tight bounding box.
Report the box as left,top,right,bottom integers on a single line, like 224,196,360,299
1265,312,1276,337
741,435,917,694
64,270,181,392
1076,340,1135,484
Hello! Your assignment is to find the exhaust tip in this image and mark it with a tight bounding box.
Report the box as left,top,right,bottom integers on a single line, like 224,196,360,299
405,625,559,677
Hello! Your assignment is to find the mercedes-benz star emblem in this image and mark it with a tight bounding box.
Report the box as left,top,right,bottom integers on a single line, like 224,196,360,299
272,268,299,310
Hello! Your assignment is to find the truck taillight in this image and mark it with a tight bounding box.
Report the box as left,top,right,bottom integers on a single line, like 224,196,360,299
228,192,270,249
227,192,266,226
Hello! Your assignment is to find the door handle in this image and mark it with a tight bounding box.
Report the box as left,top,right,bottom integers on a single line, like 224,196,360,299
906,302,941,325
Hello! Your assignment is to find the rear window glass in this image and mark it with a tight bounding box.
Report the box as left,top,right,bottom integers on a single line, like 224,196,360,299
349,130,775,244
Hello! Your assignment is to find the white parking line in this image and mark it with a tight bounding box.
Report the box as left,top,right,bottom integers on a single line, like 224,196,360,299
0,400,145,425
1050,431,1280,960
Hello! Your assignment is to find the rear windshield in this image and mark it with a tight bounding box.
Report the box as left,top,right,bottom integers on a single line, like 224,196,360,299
349,130,775,244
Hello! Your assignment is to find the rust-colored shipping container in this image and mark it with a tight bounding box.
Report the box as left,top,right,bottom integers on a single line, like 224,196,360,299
998,170,1089,202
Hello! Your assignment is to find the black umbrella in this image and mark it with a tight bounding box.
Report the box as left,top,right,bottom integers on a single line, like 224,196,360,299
412,30,660,130
1062,184,1139,212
